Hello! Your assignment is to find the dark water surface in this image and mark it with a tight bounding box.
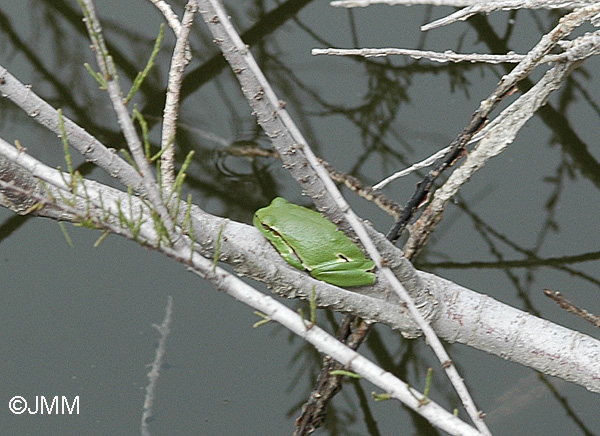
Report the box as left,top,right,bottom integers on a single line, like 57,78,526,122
1,1,599,434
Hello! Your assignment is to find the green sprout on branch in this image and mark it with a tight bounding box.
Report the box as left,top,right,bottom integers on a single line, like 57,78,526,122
125,24,164,104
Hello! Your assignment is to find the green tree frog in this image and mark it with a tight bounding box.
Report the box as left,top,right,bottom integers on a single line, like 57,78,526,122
253,197,376,287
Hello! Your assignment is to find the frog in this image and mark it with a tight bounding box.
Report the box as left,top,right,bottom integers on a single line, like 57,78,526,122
253,197,376,287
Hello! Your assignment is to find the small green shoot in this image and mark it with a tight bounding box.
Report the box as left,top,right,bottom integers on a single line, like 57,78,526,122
75,216,98,230
253,311,271,328
132,107,152,160
172,151,194,192
299,286,318,330
180,194,193,233
421,367,433,406
94,230,110,247
115,187,145,242
372,392,391,402
213,221,225,271
119,148,138,171
156,158,162,191
84,63,107,89
23,202,44,215
98,191,111,222
309,285,317,326
406,368,433,407
77,0,115,83
149,207,170,247
168,150,194,218
124,24,164,104
57,109,74,180
183,194,195,262
330,370,361,379
149,144,169,163
58,222,73,247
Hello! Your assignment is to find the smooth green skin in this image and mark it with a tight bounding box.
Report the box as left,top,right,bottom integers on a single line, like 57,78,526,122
253,197,376,287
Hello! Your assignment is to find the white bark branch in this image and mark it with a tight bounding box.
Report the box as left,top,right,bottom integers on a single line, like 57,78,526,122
312,47,566,64
0,145,485,436
0,0,598,414
0,65,145,193
1,140,598,394
80,0,176,236
421,0,598,31
146,0,183,36
198,1,491,431
160,0,197,191
331,0,594,9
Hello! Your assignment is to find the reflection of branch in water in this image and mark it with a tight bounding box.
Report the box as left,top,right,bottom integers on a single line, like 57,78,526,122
264,49,475,175
485,373,550,427
427,195,600,288
418,250,600,270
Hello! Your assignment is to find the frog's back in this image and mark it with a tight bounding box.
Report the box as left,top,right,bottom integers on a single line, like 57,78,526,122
277,202,366,259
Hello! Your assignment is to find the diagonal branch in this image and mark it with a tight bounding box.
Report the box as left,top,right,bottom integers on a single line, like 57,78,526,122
420,0,598,31
78,0,176,236
405,59,582,257
1,137,598,395
385,3,600,243
0,145,485,436
198,1,491,433
0,65,145,193
159,0,198,191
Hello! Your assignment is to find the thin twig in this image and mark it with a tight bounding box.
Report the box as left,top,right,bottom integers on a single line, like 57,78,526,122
332,0,485,6
146,0,183,36
78,0,176,236
160,0,198,192
331,0,592,10
141,296,174,436
319,159,404,219
421,0,597,31
199,1,491,433
373,145,452,190
312,47,566,64
544,289,600,328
